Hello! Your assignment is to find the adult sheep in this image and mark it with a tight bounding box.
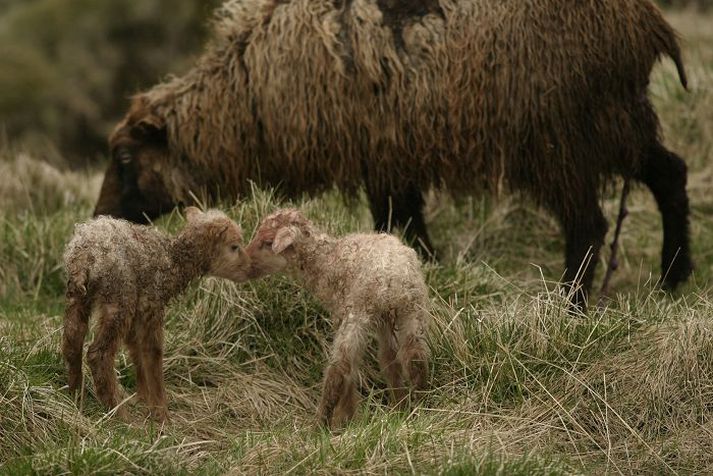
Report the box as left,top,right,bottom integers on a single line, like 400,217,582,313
95,0,692,308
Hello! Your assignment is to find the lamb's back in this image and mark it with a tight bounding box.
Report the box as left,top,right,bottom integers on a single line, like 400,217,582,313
64,217,171,296
320,233,427,312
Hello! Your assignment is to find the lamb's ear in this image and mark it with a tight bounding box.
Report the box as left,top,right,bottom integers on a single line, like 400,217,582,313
185,206,202,222
272,226,300,254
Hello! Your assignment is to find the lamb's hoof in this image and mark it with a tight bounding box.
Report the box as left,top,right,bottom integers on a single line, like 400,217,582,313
150,406,169,424
113,405,130,423
67,386,84,404
315,411,337,432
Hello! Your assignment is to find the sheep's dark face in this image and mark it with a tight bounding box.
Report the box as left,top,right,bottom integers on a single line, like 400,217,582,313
94,97,176,223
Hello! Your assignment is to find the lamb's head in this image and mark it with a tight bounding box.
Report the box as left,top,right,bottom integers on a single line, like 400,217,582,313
94,95,175,223
245,208,312,279
181,207,251,282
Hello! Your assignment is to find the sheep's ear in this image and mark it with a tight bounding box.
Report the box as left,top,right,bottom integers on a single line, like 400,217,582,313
136,110,164,131
127,95,166,141
272,226,299,254
185,206,202,222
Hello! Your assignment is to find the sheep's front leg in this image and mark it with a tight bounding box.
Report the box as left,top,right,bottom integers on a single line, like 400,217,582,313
365,183,436,260
318,311,370,429
142,312,168,422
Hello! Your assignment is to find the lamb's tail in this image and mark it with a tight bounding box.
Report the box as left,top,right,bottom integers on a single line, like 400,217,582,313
66,266,89,299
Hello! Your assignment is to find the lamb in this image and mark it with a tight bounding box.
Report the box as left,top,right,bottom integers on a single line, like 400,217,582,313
61,207,250,422
245,208,430,428
93,0,692,309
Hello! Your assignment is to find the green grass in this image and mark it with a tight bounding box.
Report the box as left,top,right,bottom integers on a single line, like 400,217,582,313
1,10,713,476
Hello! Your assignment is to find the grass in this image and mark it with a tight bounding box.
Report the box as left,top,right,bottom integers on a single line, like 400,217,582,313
1,9,713,476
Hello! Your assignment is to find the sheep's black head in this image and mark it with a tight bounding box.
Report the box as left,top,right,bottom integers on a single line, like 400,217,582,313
94,95,176,223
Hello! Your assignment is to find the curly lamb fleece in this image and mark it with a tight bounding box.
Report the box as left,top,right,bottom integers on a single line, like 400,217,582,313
246,208,430,428
62,208,250,422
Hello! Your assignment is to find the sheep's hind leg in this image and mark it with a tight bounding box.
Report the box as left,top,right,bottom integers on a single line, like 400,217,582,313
318,312,370,429
87,303,128,420
377,324,407,407
637,142,693,290
366,183,436,259
62,295,90,395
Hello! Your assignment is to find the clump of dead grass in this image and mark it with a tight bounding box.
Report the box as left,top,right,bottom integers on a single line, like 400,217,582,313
0,151,101,215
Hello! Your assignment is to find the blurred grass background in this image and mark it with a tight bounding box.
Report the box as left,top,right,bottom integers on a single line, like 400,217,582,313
0,0,219,164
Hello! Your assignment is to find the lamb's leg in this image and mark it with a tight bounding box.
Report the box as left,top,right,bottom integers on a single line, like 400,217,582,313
365,183,435,259
332,378,360,429
125,329,148,405
549,188,608,312
318,312,370,429
62,295,89,394
142,315,168,422
636,142,693,289
395,310,429,395
377,325,406,407
86,303,127,419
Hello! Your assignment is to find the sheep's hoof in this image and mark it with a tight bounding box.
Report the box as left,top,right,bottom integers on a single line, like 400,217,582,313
661,261,693,292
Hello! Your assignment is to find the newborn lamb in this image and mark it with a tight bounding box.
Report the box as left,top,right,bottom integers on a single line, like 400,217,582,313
246,209,430,428
62,207,250,422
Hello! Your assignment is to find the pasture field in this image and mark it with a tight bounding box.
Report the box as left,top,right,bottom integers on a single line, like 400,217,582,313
1,10,712,476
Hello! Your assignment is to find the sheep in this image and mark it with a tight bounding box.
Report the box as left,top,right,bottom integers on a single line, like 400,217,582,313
93,0,691,309
244,208,430,428
61,207,250,422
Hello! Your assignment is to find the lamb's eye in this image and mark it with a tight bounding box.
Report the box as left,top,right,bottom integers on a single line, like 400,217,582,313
231,244,240,252
262,240,273,248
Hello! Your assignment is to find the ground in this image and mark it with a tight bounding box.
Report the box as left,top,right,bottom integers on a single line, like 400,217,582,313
1,10,712,476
